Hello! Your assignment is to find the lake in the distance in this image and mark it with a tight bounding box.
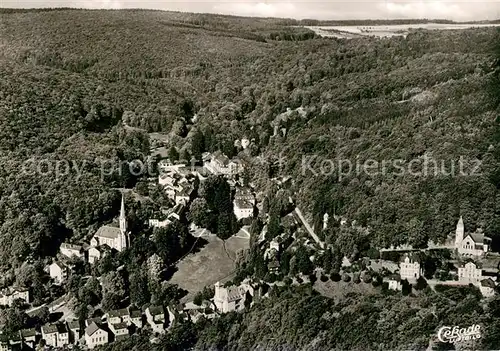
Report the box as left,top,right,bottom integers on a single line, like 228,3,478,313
305,23,500,39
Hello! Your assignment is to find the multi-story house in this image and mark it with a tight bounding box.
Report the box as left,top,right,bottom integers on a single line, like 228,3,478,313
458,261,483,283
109,323,129,341
85,322,108,349
214,280,254,313
19,328,37,349
41,324,58,348
57,323,69,347
399,253,422,281
204,151,244,176
233,199,254,220
145,306,166,335
129,309,143,329
67,320,81,344
106,308,131,325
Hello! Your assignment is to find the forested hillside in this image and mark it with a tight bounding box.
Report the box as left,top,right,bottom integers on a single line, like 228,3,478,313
1,10,500,349
1,8,500,266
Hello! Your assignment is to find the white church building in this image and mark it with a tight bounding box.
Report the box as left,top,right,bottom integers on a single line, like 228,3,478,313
454,216,491,256
90,195,129,255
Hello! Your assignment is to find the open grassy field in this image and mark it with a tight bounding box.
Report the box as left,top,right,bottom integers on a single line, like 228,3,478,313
169,235,249,301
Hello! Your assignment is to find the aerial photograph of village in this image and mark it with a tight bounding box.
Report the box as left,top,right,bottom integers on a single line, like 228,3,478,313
1,1,500,350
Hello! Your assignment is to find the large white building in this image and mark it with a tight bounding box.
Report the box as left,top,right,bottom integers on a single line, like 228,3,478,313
399,253,422,281
204,151,243,176
49,261,68,285
214,281,254,313
91,195,129,252
455,216,491,256
458,261,483,283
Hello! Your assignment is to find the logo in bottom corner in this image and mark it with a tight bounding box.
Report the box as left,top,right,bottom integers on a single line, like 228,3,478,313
437,324,481,344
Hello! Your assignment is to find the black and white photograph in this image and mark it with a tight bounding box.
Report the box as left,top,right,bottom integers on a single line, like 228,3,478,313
1,1,500,350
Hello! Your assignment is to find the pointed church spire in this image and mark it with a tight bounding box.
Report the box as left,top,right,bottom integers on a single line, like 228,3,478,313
119,193,127,235
455,216,464,248
119,193,128,251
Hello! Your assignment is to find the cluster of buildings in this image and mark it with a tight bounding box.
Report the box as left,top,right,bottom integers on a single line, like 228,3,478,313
0,288,30,307
387,254,497,297
157,160,200,206
1,306,174,350
148,203,186,229
48,195,130,285
154,152,254,225
384,217,498,297
203,151,244,177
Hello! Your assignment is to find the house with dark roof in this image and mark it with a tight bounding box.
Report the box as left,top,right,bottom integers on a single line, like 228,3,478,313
67,320,81,344
109,322,129,342
479,278,496,297
455,217,492,256
105,308,130,325
41,324,59,347
60,243,85,260
85,317,102,327
129,308,143,329
85,322,108,349
20,328,37,349
145,306,166,335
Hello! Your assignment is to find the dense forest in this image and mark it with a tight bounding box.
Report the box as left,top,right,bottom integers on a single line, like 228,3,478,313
3,9,499,252
1,8,500,350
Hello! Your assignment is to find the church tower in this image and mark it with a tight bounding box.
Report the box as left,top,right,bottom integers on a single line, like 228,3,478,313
455,216,464,248
119,194,128,250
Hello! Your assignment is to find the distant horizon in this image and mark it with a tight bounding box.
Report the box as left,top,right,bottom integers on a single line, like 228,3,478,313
1,6,499,24
1,1,500,22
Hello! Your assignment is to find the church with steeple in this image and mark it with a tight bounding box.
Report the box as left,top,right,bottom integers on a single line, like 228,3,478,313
454,216,491,256
91,194,130,252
